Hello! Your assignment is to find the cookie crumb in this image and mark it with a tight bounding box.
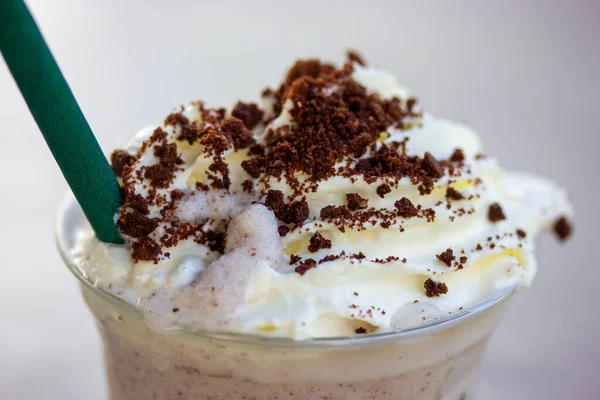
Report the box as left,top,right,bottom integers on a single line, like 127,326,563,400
231,102,263,130
395,197,419,218
436,248,455,267
488,203,506,222
424,278,448,297
110,150,136,177
347,50,366,66
446,187,464,201
376,184,391,198
450,148,465,162
346,193,369,210
295,258,317,275
422,152,444,178
308,232,332,253
278,226,290,237
554,216,573,241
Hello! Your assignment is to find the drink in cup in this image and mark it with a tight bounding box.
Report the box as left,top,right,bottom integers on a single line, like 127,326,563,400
57,52,573,399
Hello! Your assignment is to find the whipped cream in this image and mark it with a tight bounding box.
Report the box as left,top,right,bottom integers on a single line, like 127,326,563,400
78,54,572,339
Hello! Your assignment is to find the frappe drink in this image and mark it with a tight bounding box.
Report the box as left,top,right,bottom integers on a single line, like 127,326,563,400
58,52,572,399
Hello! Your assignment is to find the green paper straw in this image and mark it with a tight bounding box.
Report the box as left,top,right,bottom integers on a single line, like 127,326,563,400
0,0,123,244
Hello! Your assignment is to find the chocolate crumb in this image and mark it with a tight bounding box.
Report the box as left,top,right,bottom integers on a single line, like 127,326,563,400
350,133,373,157
278,225,290,237
355,327,367,334
347,50,366,66
122,193,150,215
172,307,179,313
221,117,256,150
436,248,455,267
241,158,263,178
320,205,342,219
264,190,309,226
488,203,506,222
450,149,465,162
554,216,573,241
395,197,419,218
110,150,137,177
424,278,448,297
145,163,175,189
178,122,203,144
295,258,317,275
284,59,336,85
516,229,527,239
346,193,369,210
320,254,340,263
289,254,302,265
205,230,226,254
446,187,464,201
308,232,332,253
231,102,264,130
154,142,181,165
288,200,310,225
249,143,265,155
164,112,189,127
265,189,286,213
422,152,444,178
376,184,391,198
118,212,158,238
132,237,161,262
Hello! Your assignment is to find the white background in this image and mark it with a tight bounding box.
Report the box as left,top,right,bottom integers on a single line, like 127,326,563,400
1,1,598,399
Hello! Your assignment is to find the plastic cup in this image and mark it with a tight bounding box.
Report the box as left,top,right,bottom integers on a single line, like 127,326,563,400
57,194,514,400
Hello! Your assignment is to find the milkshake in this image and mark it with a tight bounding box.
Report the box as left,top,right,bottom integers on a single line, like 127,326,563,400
57,51,573,399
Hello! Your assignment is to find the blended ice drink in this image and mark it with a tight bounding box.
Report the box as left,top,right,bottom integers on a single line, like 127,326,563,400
57,52,573,399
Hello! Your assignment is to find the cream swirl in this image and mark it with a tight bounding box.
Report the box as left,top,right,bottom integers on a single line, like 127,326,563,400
79,55,572,339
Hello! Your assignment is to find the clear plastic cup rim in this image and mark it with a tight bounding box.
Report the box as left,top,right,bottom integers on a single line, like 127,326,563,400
56,193,516,348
